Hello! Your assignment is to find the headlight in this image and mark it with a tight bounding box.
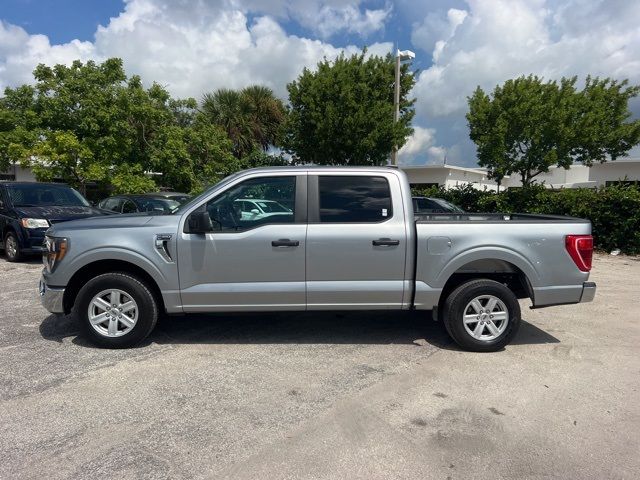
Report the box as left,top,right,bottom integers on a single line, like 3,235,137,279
21,218,50,229
43,236,68,272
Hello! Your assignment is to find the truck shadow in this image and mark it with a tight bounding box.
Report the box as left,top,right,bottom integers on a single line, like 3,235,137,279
39,311,559,350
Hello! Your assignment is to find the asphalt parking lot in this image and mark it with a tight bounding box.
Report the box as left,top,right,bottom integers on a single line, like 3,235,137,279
1,254,639,480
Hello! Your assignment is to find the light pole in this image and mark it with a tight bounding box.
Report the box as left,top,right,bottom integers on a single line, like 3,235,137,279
391,48,415,166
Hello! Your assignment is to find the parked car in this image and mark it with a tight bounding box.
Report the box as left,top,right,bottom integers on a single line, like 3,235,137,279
0,182,111,262
97,194,181,214
148,192,192,204
39,167,596,351
413,196,465,214
234,198,293,221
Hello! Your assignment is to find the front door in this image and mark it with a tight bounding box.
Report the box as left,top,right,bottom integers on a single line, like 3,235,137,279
177,174,307,312
306,173,408,309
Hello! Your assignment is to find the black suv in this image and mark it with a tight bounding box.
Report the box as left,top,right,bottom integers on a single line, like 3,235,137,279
0,182,110,262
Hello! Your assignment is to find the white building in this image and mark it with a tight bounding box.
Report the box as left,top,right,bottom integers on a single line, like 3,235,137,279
401,158,640,190
400,164,502,191
0,164,38,182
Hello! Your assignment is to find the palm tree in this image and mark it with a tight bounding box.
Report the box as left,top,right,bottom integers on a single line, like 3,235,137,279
241,85,286,151
201,86,286,159
201,88,255,158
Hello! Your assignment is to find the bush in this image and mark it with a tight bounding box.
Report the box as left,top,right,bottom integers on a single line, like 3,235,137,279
411,184,640,254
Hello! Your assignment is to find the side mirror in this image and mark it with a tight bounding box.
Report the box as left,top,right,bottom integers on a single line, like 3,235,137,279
186,209,214,234
250,208,260,215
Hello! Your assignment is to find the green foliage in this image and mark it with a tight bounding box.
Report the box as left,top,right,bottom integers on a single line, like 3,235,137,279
411,184,640,254
1,58,238,194
110,164,157,194
285,49,416,165
0,85,39,171
467,75,640,186
29,131,106,195
201,85,286,159
238,150,290,169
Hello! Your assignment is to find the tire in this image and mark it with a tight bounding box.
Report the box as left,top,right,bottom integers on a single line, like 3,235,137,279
75,272,158,348
442,279,521,352
4,231,23,262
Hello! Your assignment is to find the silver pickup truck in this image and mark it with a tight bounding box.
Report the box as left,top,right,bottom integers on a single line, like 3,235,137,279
39,167,596,351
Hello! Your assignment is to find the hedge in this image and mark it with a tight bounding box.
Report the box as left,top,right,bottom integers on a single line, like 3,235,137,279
412,183,640,254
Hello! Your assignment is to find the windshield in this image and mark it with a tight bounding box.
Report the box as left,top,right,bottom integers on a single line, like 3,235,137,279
136,197,181,213
433,199,465,213
6,184,90,207
171,172,246,214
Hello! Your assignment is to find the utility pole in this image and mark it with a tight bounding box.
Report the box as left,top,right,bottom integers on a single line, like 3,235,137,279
391,49,415,165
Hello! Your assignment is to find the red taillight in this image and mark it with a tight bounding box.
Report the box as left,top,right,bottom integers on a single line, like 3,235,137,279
565,235,593,272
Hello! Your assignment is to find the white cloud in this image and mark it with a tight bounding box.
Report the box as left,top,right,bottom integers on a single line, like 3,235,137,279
238,0,393,39
0,0,392,101
407,0,640,166
0,20,94,91
411,8,467,59
2,0,640,167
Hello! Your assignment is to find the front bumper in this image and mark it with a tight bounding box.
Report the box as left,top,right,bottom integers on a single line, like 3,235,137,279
580,281,597,303
39,278,65,314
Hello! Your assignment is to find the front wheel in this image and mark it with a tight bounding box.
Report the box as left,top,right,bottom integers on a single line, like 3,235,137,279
442,279,521,352
4,231,23,262
75,272,159,348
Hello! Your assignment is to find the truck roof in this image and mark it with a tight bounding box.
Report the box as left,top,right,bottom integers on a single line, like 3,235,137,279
239,165,401,175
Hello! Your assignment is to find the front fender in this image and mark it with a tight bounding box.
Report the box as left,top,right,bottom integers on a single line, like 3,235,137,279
56,246,175,291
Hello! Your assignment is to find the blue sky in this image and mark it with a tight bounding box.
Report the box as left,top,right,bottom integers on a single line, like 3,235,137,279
1,0,639,166
1,0,124,44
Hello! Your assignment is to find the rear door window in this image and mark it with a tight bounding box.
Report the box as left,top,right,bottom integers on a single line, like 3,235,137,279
318,176,392,223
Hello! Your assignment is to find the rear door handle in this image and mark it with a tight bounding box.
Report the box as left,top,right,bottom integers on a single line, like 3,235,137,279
272,239,300,247
372,238,400,246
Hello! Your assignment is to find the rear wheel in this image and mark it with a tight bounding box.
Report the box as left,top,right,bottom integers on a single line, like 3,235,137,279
4,231,23,262
442,279,521,352
75,272,158,348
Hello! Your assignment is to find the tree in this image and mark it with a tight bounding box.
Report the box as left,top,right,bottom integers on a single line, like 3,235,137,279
240,85,287,151
467,75,640,187
0,85,39,173
284,49,415,166
1,58,237,194
200,85,286,159
238,150,290,169
30,131,106,195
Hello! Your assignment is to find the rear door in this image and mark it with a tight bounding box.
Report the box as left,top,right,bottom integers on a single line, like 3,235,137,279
306,173,408,309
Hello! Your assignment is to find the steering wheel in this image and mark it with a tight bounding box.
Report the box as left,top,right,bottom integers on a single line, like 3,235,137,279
214,201,240,230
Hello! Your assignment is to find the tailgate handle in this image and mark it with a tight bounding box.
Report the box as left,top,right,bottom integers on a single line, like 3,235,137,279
272,239,299,247
372,238,400,246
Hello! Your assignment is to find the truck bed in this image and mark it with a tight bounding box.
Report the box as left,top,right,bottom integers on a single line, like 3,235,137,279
415,212,591,223
411,212,592,311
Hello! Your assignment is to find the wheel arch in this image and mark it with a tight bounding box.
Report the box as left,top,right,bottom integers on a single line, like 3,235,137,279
63,259,165,315
437,252,537,309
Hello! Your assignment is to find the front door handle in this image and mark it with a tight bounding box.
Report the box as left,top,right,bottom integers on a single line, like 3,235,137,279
372,238,400,246
272,239,300,247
